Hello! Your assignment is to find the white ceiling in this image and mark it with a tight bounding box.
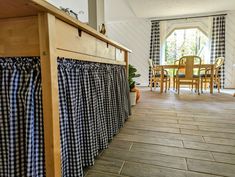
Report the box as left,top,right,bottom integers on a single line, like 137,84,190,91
105,0,235,22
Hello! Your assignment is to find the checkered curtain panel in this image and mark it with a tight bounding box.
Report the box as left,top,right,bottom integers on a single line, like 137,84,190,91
149,20,161,84
0,57,45,177
210,16,226,88
57,58,131,177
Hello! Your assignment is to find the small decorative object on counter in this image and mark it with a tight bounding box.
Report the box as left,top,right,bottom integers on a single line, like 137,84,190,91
100,23,106,35
60,7,78,20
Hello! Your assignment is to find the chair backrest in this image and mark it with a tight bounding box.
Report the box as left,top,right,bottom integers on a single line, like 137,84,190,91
148,59,154,68
152,65,162,77
214,57,225,78
173,59,180,75
177,56,202,80
214,57,224,69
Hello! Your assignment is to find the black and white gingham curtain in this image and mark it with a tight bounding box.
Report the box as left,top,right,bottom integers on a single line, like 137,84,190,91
0,57,130,177
57,58,130,177
149,20,161,84
210,15,226,88
0,57,45,177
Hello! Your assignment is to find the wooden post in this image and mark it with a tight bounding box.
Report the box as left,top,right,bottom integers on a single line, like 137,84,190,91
38,13,62,177
124,51,129,73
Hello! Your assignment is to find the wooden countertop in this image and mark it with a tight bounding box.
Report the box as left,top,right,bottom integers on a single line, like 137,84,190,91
0,0,132,53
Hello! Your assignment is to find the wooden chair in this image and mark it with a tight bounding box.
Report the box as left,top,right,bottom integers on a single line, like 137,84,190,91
149,59,170,92
200,57,224,93
175,56,202,95
173,59,179,90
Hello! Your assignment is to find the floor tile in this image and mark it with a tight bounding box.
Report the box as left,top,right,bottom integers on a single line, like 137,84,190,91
116,133,183,147
181,129,235,140
120,128,204,142
187,159,235,177
85,88,235,177
183,141,235,154
86,171,128,177
212,152,235,164
121,161,187,177
131,143,214,161
87,156,124,174
204,136,235,146
124,123,181,133
102,147,187,170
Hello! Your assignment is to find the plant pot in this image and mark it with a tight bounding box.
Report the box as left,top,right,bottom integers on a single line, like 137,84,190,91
130,91,137,106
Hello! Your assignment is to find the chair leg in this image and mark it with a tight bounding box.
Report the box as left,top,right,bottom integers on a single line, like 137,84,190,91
201,79,203,93
154,81,157,90
217,79,221,93
173,78,175,90
177,81,180,94
168,78,171,90
150,80,152,91
175,78,178,92
197,81,200,95
165,80,167,93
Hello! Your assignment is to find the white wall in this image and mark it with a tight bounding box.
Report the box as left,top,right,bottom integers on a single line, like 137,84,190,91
97,0,105,29
105,0,235,88
225,11,235,88
47,0,88,23
104,0,137,22
106,20,151,86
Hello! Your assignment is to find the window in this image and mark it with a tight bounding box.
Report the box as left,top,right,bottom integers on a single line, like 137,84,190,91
164,28,210,64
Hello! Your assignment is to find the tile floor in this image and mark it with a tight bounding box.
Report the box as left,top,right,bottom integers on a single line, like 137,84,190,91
85,88,235,177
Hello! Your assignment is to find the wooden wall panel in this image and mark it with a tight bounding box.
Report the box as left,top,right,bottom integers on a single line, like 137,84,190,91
0,16,40,56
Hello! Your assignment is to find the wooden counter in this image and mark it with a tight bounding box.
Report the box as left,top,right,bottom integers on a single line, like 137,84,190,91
0,1,131,177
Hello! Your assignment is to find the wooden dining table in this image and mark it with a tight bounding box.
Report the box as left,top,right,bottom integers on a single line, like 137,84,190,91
157,64,215,94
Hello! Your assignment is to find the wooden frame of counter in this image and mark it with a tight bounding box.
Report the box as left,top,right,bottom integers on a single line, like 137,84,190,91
0,1,131,176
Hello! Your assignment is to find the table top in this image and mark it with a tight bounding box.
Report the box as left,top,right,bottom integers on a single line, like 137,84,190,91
156,64,214,69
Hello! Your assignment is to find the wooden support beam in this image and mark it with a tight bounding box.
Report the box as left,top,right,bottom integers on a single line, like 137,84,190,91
124,51,129,72
56,48,126,65
38,12,62,177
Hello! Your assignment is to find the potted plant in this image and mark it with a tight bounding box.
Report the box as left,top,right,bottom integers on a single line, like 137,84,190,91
128,64,141,106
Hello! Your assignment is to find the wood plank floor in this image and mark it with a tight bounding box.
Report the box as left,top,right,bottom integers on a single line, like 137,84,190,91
85,88,235,177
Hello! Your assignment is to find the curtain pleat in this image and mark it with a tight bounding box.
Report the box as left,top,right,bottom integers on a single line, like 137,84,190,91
0,57,45,177
210,16,226,88
0,57,130,177
57,58,130,177
149,20,161,85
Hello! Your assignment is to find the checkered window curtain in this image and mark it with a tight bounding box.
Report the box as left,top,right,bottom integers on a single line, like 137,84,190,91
149,20,161,84
57,58,131,177
210,16,226,88
0,57,45,177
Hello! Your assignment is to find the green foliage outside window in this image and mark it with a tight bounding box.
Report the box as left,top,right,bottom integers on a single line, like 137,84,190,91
164,28,209,75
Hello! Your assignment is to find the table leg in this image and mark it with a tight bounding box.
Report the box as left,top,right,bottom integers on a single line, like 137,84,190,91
160,66,164,93
210,65,214,94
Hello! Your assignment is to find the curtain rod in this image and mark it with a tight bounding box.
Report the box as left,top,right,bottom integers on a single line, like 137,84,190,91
151,13,227,22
